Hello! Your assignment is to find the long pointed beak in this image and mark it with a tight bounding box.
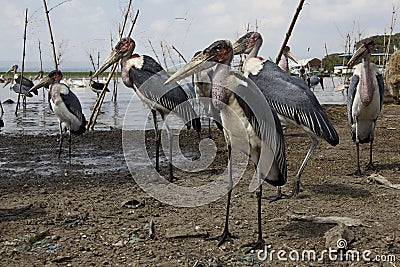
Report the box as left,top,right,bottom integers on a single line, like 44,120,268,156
347,45,368,67
287,51,298,64
232,40,246,55
29,76,52,93
92,50,121,78
166,51,216,84
6,67,14,74
3,79,11,88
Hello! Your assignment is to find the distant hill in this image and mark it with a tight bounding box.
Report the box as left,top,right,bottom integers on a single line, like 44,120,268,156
322,33,400,72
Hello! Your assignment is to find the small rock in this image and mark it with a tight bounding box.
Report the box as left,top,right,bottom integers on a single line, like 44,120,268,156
324,223,355,249
112,240,124,247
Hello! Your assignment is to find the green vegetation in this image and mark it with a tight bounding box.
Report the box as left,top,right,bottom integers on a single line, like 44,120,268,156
322,33,400,72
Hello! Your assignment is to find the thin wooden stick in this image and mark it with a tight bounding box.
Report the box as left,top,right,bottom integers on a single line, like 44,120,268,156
88,64,118,130
38,39,43,72
324,43,335,89
275,0,305,64
383,4,396,74
15,9,28,115
88,3,139,130
119,0,132,38
171,45,187,63
42,0,58,70
148,39,162,65
128,10,139,37
160,41,169,71
166,45,177,70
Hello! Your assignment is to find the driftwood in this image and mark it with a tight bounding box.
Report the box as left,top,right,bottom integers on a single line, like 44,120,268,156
288,213,364,227
368,174,400,190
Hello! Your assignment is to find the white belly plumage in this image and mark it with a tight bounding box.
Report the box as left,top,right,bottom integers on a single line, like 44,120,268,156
220,98,279,180
50,98,81,132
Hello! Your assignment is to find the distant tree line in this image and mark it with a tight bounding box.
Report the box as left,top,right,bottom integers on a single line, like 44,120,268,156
322,33,400,72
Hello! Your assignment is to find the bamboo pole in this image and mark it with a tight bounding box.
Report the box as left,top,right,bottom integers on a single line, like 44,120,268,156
38,39,45,98
42,0,58,70
15,9,29,115
88,1,137,130
275,0,305,64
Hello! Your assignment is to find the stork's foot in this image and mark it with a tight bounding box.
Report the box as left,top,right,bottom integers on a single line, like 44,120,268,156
192,151,201,161
167,174,176,183
365,162,376,171
208,230,234,246
262,190,288,202
353,169,362,176
288,179,301,198
241,238,265,253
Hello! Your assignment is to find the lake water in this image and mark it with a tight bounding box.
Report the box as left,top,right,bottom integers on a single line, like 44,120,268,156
0,76,348,135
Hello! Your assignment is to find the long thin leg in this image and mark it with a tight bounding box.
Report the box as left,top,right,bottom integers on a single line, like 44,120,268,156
266,135,318,201
165,122,174,182
355,142,361,176
68,130,72,166
152,110,160,172
242,167,265,252
58,123,63,159
365,140,376,171
209,145,234,245
289,135,318,197
355,118,362,176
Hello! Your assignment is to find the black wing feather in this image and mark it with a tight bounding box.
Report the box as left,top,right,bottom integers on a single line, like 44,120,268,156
129,55,201,132
234,73,287,186
249,60,339,146
347,75,359,126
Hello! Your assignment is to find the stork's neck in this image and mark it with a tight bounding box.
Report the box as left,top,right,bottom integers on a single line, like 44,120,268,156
359,54,374,106
120,55,133,88
247,38,263,59
212,57,232,109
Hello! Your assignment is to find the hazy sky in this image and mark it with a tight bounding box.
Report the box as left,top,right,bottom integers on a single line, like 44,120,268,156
0,0,398,70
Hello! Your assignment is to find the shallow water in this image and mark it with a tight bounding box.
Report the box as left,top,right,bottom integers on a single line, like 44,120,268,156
0,76,347,135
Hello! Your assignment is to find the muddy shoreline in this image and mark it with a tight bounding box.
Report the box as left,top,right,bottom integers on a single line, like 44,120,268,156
1,104,399,266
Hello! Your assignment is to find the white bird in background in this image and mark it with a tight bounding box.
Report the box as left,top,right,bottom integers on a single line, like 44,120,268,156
346,40,384,175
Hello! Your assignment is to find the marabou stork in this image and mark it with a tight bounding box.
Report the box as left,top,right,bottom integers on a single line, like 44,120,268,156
29,70,87,164
92,37,201,181
233,32,339,198
88,71,110,97
166,40,287,250
4,65,37,97
307,75,324,91
346,40,384,176
0,75,6,83
278,46,298,73
0,100,4,128
192,51,223,137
